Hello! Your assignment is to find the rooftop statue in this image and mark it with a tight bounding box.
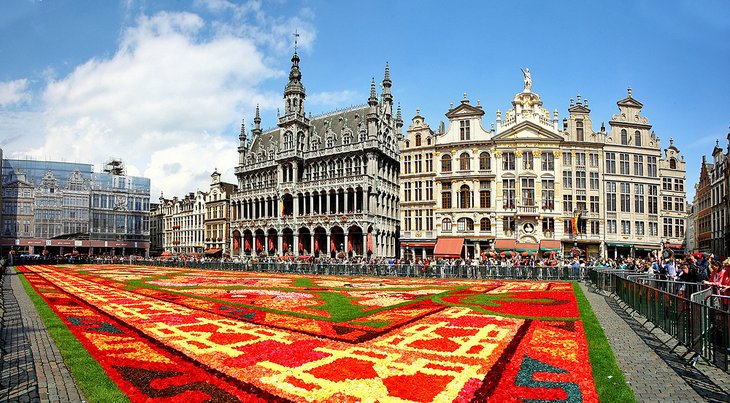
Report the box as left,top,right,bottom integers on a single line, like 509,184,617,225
521,67,532,92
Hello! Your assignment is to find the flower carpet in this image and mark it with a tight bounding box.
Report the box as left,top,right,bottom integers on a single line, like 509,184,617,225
19,264,599,402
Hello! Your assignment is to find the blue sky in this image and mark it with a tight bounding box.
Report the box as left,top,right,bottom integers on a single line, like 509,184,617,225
1,0,728,200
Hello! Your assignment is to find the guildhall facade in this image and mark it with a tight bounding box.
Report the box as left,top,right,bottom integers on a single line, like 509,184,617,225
399,72,687,260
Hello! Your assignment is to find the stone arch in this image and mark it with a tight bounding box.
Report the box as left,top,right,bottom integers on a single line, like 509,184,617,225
313,226,327,257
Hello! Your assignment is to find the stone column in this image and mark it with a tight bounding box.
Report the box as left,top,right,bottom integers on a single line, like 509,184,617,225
294,234,299,255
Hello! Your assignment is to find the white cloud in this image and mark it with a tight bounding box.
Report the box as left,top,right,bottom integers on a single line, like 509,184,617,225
19,10,295,198
0,79,32,107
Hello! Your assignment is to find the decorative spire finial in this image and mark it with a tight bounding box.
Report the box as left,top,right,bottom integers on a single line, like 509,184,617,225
368,78,377,106
627,86,632,98
293,30,299,54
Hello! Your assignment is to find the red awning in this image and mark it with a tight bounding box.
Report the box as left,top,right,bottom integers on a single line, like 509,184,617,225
539,240,562,251
665,243,684,249
516,243,539,252
493,239,517,251
434,238,465,258
204,248,222,255
160,251,172,257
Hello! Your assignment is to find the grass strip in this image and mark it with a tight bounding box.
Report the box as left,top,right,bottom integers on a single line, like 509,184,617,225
573,282,636,403
17,268,129,403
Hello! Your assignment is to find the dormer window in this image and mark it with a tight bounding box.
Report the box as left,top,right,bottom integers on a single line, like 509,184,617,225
576,120,584,142
415,134,422,146
634,130,642,147
460,120,470,140
621,129,628,145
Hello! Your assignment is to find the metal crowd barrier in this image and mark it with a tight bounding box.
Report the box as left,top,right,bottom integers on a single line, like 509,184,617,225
111,260,590,281
24,258,592,282
592,269,729,372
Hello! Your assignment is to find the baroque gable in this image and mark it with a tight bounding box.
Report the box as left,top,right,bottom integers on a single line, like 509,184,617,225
492,120,564,143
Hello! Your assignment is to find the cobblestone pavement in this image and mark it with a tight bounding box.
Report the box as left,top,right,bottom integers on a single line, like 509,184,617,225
0,268,84,402
580,283,730,403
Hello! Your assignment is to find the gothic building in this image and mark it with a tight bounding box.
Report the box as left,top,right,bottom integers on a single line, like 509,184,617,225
400,72,687,260
229,51,401,258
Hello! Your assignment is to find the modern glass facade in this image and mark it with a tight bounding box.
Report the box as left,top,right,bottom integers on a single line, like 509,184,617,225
1,157,151,256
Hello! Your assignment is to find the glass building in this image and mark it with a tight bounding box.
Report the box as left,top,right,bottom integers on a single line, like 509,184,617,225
1,157,151,256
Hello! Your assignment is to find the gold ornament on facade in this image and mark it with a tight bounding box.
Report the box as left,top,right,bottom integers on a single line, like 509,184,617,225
494,151,503,158
553,150,562,158
533,149,542,156
515,150,524,157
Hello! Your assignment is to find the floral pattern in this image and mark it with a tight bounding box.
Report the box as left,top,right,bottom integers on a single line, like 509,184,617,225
19,264,598,402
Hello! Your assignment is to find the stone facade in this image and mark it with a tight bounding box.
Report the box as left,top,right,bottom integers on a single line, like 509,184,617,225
691,133,730,256
229,51,401,258
205,170,236,256
157,190,206,256
400,75,687,260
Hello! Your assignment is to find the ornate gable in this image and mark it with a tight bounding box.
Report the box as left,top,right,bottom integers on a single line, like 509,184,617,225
445,100,485,119
492,120,564,142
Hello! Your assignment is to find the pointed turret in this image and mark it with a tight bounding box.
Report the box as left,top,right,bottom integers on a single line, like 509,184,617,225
239,117,247,145
382,62,392,104
395,102,403,136
253,105,262,135
368,78,378,107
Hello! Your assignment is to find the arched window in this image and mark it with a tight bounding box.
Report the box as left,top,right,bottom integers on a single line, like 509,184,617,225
415,134,422,146
634,130,642,147
459,152,470,170
621,129,628,145
336,160,344,177
354,157,362,175
459,184,471,208
427,136,432,145
480,217,491,232
669,158,677,169
479,152,491,170
345,158,353,176
442,218,452,232
441,154,452,172
283,132,293,149
404,140,410,149
457,218,474,232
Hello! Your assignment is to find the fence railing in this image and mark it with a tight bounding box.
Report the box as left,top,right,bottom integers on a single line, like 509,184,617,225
590,268,729,372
